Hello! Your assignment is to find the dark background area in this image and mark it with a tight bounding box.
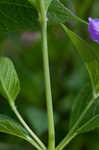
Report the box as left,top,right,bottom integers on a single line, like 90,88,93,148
0,0,99,149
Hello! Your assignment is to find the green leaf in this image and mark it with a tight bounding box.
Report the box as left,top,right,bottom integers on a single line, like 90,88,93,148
69,84,93,129
0,0,87,32
0,115,29,140
62,24,99,134
0,57,20,103
77,114,99,133
0,0,38,32
77,94,99,133
62,24,99,98
70,84,99,134
0,115,41,150
48,0,88,25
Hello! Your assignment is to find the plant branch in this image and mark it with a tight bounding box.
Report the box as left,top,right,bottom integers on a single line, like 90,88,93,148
10,103,46,150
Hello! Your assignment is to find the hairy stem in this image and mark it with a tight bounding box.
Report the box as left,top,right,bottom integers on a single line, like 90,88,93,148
40,0,55,149
11,103,46,150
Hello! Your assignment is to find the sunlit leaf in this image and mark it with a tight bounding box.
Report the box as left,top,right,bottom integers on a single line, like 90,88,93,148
0,57,20,103
0,115,29,140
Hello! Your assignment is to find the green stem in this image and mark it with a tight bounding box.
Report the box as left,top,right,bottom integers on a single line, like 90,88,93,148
56,98,94,150
40,1,55,149
10,103,46,150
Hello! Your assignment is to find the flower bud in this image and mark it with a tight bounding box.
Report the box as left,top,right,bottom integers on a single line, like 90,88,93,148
88,17,99,43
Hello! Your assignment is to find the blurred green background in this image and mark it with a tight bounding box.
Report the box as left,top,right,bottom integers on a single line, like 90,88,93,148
0,0,99,149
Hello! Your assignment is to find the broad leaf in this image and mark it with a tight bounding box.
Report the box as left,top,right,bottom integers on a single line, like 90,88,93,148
0,115,29,140
62,24,99,98
0,0,38,32
48,0,88,25
0,57,20,103
0,0,87,32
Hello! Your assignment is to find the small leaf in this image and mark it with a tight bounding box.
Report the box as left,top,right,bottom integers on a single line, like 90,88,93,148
0,57,20,103
0,115,29,140
62,24,99,98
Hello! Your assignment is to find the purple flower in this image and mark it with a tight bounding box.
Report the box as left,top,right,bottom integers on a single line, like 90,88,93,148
88,17,99,43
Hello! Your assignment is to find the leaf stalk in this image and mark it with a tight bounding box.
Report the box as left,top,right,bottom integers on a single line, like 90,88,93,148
10,102,46,150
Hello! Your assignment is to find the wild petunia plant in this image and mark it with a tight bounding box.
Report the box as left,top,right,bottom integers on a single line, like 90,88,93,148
0,0,99,150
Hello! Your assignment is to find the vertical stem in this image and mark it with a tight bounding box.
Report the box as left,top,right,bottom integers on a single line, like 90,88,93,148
40,1,55,149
